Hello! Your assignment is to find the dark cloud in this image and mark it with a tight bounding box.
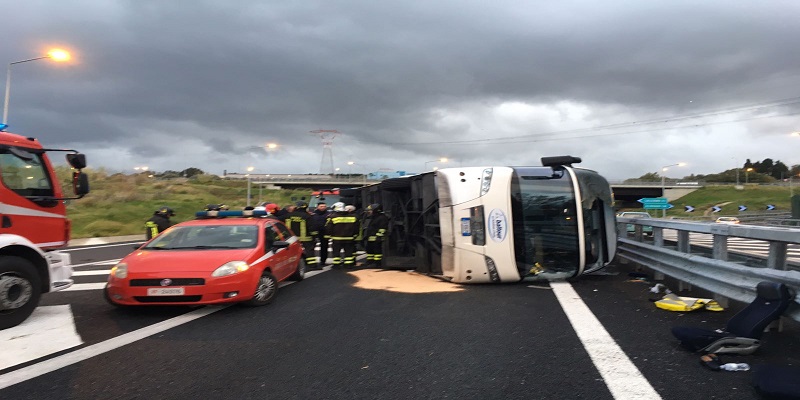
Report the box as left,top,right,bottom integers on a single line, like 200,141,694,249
3,0,800,179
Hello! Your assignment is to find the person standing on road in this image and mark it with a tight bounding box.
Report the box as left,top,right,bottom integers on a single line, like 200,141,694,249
325,203,360,268
286,201,317,269
363,203,389,267
145,206,175,240
309,202,331,266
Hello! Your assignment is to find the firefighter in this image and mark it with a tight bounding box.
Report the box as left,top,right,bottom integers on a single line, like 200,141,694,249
286,201,317,268
363,203,389,267
325,202,360,268
145,206,175,240
309,201,331,266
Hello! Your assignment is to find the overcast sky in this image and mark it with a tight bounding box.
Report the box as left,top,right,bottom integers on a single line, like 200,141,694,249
4,0,800,181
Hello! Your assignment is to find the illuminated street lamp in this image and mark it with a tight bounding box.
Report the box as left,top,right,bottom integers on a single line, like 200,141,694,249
3,48,71,124
246,166,255,206
424,157,448,171
745,167,754,184
660,162,687,217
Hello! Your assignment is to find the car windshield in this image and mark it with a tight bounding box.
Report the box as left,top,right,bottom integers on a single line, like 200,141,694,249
144,225,259,249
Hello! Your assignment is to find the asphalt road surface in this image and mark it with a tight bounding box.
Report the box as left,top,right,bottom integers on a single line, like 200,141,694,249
1,242,799,399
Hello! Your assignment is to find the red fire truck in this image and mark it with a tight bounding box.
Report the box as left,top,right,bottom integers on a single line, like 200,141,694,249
0,128,89,330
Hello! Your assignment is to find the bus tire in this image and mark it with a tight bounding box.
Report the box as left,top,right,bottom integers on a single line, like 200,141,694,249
0,256,43,330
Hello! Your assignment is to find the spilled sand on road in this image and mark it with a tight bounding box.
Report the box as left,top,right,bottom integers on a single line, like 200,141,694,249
348,269,465,293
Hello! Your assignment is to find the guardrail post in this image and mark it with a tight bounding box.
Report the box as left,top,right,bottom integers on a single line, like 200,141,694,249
677,230,692,291
712,235,729,261
677,231,691,253
767,242,788,270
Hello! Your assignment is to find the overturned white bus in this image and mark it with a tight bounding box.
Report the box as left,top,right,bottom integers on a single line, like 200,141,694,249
341,156,617,283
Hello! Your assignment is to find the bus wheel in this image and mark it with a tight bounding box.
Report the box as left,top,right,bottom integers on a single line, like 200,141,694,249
0,257,42,330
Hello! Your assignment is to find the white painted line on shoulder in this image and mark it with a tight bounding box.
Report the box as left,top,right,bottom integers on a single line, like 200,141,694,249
65,242,144,252
0,306,226,390
550,282,661,400
62,283,107,291
72,270,111,277
71,259,121,268
0,305,83,371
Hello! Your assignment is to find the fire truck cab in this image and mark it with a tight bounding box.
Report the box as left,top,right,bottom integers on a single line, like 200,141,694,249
0,129,89,330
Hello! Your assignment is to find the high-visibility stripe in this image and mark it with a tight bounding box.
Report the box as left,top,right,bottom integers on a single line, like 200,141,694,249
329,236,355,241
0,202,65,219
331,216,357,223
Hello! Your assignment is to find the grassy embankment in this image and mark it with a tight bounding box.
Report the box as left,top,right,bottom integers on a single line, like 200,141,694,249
644,185,795,218
60,168,313,238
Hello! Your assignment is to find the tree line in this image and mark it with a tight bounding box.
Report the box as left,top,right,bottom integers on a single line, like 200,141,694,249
630,158,800,183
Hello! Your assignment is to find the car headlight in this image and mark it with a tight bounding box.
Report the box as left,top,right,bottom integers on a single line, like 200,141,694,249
111,263,128,279
212,261,251,277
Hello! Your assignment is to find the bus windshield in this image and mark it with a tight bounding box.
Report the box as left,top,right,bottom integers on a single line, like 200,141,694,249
509,167,580,280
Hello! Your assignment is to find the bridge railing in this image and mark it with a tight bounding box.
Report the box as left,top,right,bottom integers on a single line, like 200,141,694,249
616,217,800,321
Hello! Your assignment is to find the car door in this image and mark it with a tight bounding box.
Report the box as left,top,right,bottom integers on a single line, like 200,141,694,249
264,221,292,280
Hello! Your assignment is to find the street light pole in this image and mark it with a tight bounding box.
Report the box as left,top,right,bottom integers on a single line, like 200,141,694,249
3,50,71,125
424,157,448,171
660,162,686,218
246,166,254,207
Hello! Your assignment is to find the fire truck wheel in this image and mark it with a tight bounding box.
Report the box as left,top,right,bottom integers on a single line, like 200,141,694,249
0,256,42,330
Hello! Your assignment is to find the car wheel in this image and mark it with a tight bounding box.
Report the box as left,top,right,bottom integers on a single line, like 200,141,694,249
0,256,42,330
245,271,278,306
288,259,306,281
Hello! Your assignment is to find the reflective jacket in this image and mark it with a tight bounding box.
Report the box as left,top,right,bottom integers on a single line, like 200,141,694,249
365,213,389,241
145,213,172,240
285,209,312,241
324,211,360,241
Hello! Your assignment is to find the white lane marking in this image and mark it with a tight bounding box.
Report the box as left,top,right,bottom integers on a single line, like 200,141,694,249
0,267,322,388
550,281,661,400
0,305,83,371
65,243,144,252
62,283,107,291
72,270,111,277
71,259,121,268
0,306,225,390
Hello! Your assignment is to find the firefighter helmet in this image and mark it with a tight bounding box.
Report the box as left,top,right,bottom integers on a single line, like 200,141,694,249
157,206,175,216
331,202,345,212
367,203,383,213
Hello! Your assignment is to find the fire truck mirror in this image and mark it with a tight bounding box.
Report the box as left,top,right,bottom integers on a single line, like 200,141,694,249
72,171,90,196
66,153,87,169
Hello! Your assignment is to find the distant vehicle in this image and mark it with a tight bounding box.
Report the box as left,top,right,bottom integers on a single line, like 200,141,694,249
715,217,740,225
616,211,654,236
308,189,340,209
105,210,305,307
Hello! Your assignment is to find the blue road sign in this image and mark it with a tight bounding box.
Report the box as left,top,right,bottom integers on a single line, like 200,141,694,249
638,197,668,205
767,204,776,210
712,206,722,213
639,197,671,209
685,205,695,212
739,205,747,212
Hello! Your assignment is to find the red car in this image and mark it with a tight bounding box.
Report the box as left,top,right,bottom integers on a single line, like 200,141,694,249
105,213,306,307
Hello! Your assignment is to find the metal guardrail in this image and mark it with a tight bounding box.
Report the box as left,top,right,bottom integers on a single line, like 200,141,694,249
616,217,800,322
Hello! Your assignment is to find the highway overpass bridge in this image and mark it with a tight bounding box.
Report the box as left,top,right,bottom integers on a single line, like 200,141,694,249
224,173,700,208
